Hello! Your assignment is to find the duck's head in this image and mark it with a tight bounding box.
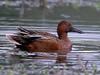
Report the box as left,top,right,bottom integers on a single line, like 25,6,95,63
57,20,83,36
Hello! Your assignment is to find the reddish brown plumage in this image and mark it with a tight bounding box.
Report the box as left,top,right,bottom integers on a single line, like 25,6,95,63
7,20,83,63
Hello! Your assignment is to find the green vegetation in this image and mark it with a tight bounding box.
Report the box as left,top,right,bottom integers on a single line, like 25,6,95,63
0,5,100,22
0,6,19,18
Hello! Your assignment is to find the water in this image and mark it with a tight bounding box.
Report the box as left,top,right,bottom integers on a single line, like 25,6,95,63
0,20,100,75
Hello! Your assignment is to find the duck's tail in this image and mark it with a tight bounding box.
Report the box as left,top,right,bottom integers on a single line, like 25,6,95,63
6,33,21,45
6,33,41,51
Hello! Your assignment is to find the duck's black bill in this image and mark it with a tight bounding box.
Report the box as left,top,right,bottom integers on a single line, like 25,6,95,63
70,27,83,34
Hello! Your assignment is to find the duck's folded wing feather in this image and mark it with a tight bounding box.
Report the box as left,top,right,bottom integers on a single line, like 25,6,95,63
18,26,33,34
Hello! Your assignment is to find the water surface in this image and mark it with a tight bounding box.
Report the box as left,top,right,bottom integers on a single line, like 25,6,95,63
0,20,100,75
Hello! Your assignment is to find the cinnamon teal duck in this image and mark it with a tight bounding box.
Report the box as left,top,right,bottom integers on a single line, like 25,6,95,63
7,20,83,63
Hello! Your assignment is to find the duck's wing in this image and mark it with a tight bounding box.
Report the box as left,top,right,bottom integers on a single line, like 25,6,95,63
18,27,57,38
6,32,59,52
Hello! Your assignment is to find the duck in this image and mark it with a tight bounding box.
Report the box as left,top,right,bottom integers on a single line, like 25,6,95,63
7,20,83,63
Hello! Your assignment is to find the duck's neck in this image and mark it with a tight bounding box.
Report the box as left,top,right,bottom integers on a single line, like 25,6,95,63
58,33,68,40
